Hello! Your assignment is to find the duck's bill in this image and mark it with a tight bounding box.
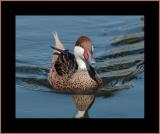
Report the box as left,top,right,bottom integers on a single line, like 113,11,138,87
88,53,96,66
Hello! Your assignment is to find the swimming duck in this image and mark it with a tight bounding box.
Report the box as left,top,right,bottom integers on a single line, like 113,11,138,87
48,32,103,93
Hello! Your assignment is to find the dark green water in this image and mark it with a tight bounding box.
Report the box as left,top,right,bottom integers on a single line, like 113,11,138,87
16,16,144,118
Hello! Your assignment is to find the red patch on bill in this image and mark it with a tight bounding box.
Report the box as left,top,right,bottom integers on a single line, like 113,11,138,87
84,50,89,60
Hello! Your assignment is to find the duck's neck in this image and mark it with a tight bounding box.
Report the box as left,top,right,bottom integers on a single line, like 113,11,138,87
76,58,87,70
74,46,88,70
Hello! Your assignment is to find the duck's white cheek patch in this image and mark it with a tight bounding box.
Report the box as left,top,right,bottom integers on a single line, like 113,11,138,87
84,51,89,60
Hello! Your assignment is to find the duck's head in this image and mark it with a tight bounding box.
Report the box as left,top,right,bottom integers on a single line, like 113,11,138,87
74,36,95,70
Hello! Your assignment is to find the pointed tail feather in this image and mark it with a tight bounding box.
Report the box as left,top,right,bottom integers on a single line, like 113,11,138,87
52,32,65,51
50,32,65,68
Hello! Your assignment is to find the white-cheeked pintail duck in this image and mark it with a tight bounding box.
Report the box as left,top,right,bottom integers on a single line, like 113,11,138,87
48,32,103,94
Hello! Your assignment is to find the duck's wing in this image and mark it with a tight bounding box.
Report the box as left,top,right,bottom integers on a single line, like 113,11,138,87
52,48,78,76
51,32,78,76
88,65,103,87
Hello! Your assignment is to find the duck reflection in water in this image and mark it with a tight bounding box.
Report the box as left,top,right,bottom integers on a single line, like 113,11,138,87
73,95,95,118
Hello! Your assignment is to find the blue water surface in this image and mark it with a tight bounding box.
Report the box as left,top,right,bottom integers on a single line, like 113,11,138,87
16,16,144,118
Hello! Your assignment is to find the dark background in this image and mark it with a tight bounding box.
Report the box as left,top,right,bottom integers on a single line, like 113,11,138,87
1,1,159,133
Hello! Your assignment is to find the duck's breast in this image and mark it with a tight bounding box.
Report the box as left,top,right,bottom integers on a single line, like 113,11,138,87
69,70,98,90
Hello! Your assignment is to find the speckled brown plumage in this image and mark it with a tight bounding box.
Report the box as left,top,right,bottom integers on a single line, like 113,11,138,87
48,67,102,93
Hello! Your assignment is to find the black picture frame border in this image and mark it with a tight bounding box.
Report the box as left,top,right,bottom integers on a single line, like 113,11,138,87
1,1,159,133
